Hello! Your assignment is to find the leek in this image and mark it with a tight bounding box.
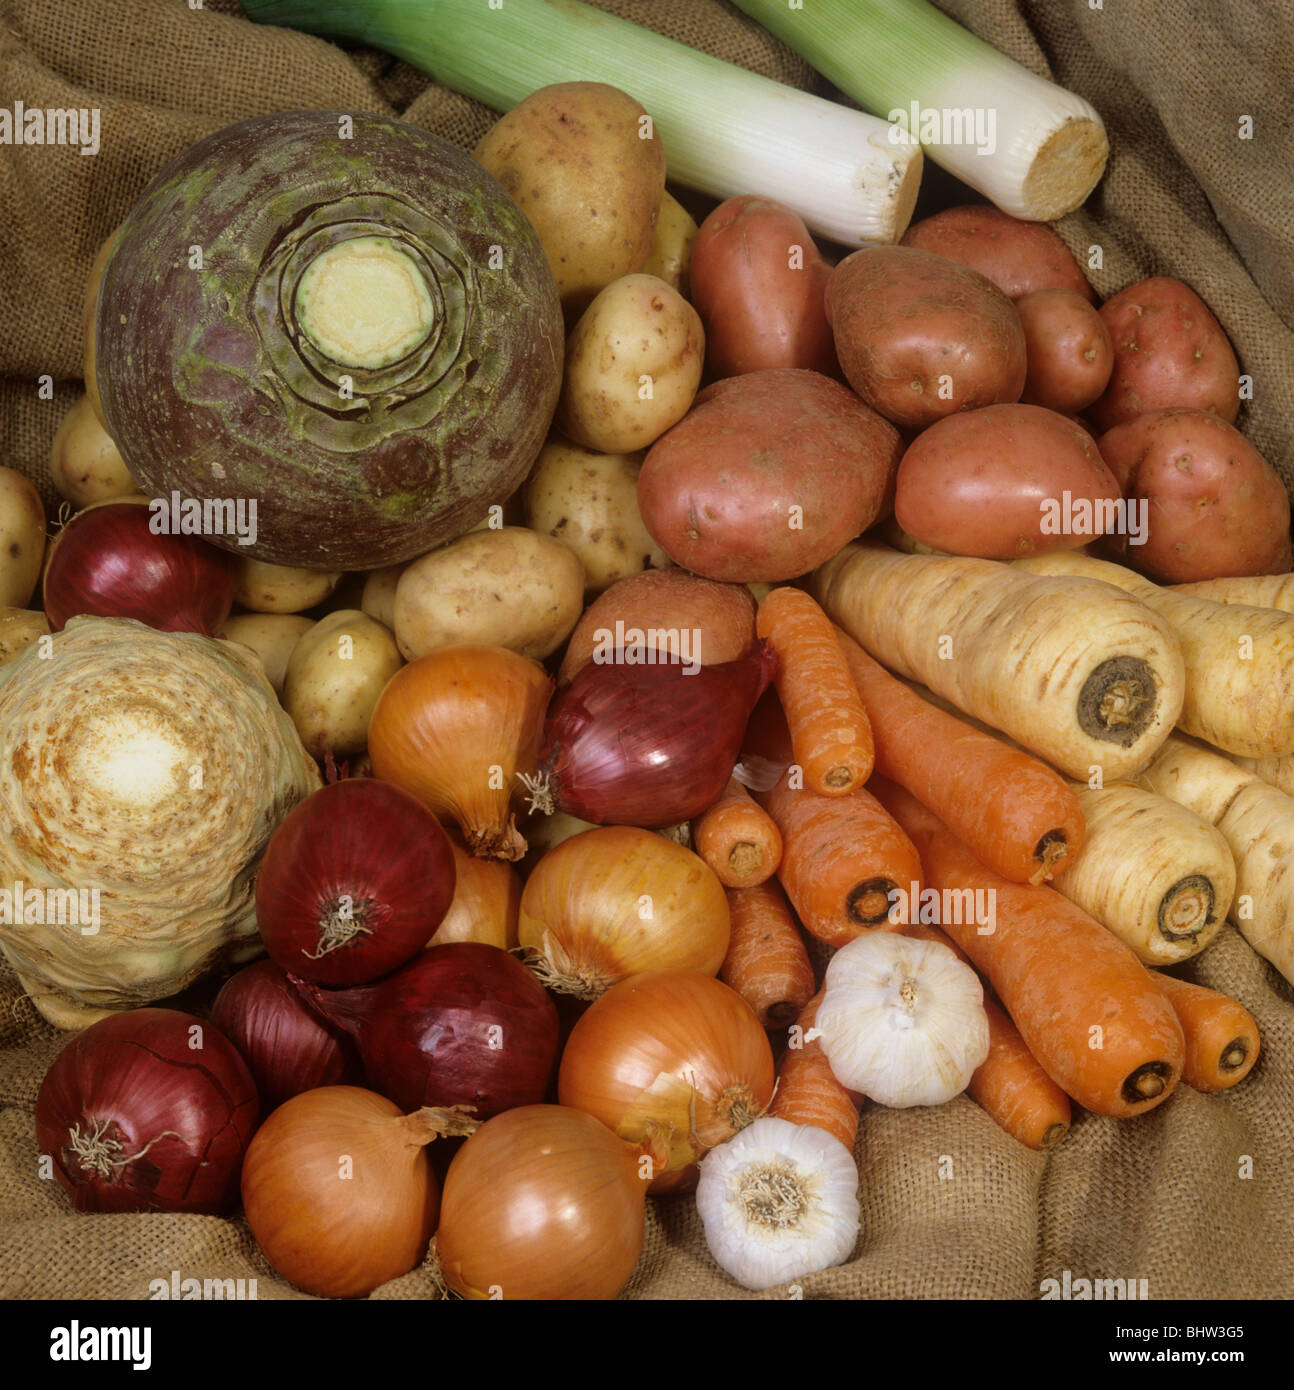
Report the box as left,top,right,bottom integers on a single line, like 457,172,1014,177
731,0,1107,220
240,0,923,246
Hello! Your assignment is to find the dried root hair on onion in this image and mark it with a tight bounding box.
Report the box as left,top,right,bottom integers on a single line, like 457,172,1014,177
695,1116,860,1291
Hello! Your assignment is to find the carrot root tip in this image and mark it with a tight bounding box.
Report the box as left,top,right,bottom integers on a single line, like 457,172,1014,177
1040,1121,1069,1149
1124,1061,1173,1104
728,840,763,878
1219,1039,1250,1072
846,877,899,926
1033,831,1070,881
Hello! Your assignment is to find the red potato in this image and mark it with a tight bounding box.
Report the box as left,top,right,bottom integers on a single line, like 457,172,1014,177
826,246,1027,431
557,568,756,684
894,404,1122,559
1087,277,1241,432
689,195,838,380
1018,288,1114,413
637,368,902,583
900,205,1094,302
1096,408,1292,582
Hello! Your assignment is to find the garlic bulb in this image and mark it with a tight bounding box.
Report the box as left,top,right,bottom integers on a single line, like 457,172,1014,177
0,616,320,1027
816,933,989,1107
695,1117,860,1291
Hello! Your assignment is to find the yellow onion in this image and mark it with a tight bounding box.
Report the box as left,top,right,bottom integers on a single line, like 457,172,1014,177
435,1105,653,1300
367,644,552,861
241,1085,476,1299
518,826,730,999
427,832,521,950
558,969,775,1194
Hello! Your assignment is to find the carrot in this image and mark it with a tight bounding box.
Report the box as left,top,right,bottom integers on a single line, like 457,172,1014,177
835,627,1085,883
1171,573,1294,612
1139,733,1294,987
871,774,1185,1117
811,538,1185,781
720,879,815,1028
1017,549,1294,759
1050,780,1235,966
693,776,783,888
1149,970,1261,1092
745,691,922,948
755,585,872,794
907,922,1071,1150
770,990,860,1152
760,777,921,948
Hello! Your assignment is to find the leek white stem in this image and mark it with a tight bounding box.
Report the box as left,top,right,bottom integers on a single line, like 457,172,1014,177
241,0,923,245
731,0,1108,220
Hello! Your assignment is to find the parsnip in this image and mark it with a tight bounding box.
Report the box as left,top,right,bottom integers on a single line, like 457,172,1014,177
1171,574,1294,611
1016,550,1294,758
812,539,1184,781
1140,733,1294,987
1231,753,1294,798
1051,781,1234,965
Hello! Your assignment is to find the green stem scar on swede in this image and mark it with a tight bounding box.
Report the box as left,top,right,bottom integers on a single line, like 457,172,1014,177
294,236,436,370
65,1120,183,1178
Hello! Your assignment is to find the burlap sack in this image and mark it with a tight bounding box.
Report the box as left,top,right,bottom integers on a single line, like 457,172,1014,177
1,0,1292,1301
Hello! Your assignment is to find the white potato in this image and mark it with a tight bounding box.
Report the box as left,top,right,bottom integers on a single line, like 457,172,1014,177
393,525,584,661
234,556,342,614
49,395,136,508
556,273,703,454
0,608,50,667
283,609,402,759
641,191,698,296
0,467,46,609
218,613,315,695
361,563,407,630
523,437,670,595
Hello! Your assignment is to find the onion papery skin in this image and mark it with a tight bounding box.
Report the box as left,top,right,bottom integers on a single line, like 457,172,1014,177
518,826,730,999
35,1008,259,1214
0,617,320,1028
295,942,560,1119
212,959,363,1110
44,501,238,635
241,1086,465,1299
255,778,456,985
427,832,521,949
536,642,777,827
368,644,553,861
436,1105,649,1300
558,969,775,1195
95,111,563,571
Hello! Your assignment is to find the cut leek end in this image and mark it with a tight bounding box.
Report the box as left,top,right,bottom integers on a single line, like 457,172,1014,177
1019,115,1109,221
882,142,925,245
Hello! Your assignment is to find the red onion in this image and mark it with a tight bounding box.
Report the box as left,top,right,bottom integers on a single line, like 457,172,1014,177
530,642,778,826
212,959,363,1111
293,943,560,1119
34,1008,259,1214
255,779,456,986
43,501,238,635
